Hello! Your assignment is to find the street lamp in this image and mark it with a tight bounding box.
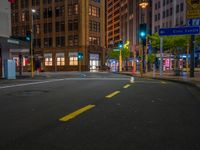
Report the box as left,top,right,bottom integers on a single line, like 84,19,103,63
31,9,36,78
139,0,148,75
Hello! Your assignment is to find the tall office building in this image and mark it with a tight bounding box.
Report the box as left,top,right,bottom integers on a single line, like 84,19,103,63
152,0,186,33
11,0,105,71
106,0,151,60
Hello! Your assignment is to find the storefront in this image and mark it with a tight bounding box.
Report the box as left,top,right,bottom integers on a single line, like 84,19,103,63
89,53,100,71
0,37,28,78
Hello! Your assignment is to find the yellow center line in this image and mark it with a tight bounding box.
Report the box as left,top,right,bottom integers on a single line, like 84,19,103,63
123,84,131,89
59,104,95,122
105,91,120,99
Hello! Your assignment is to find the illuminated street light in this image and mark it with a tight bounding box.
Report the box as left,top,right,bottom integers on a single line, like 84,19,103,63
30,9,36,78
139,0,148,9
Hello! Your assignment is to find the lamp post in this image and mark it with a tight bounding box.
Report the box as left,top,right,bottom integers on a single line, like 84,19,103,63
31,9,36,78
139,0,148,75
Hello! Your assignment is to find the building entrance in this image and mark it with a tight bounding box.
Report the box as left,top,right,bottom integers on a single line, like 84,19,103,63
89,54,100,71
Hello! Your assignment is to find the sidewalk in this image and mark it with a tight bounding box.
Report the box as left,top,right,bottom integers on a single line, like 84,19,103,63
121,71,200,90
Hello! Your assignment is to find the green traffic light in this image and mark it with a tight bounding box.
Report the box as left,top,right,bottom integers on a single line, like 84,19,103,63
140,31,146,37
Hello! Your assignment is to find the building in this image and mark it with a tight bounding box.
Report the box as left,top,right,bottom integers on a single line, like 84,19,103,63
11,0,106,72
152,0,186,33
106,0,152,71
106,0,121,48
0,0,28,78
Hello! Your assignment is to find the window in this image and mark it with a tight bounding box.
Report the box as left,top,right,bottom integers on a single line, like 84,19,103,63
89,37,100,45
56,53,65,66
56,21,65,32
43,8,52,18
155,3,157,10
89,5,100,17
176,4,179,13
155,14,157,21
21,0,29,9
33,39,41,48
32,0,40,6
68,35,78,46
89,20,100,32
43,0,52,4
44,38,52,47
163,11,165,18
44,23,52,33
34,24,40,34
56,36,65,47
180,3,184,12
69,57,78,66
170,7,173,16
68,20,78,31
68,4,79,16
44,53,52,66
55,6,64,17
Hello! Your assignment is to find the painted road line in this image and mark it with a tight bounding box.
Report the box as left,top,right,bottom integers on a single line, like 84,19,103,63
64,78,130,81
105,91,120,99
161,81,167,84
123,84,131,89
0,79,65,90
59,105,95,122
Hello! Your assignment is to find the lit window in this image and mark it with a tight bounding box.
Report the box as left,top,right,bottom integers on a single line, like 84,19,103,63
45,57,52,66
69,57,78,66
56,55,65,66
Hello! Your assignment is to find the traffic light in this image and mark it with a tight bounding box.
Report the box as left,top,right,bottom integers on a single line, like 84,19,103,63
78,52,83,61
139,23,147,40
26,31,31,41
118,40,123,49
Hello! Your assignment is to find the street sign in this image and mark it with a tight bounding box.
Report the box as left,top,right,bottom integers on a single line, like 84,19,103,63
113,48,120,51
186,0,200,19
187,18,200,26
159,26,200,36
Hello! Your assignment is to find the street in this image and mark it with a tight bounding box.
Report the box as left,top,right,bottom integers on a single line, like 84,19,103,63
0,72,200,150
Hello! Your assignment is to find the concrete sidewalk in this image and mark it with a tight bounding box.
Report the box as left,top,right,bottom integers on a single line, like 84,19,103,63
121,71,200,90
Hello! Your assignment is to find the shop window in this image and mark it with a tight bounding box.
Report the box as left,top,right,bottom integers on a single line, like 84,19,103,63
45,57,52,66
69,57,78,66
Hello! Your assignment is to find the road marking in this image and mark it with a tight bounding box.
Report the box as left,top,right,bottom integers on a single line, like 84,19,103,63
161,81,167,84
59,105,95,122
105,91,120,98
64,78,130,81
0,79,65,90
123,84,131,89
0,78,130,90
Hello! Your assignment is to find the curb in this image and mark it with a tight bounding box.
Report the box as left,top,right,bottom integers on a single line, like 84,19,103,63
118,72,200,91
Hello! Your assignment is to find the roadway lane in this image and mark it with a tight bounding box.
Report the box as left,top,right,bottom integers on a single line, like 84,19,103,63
0,73,200,150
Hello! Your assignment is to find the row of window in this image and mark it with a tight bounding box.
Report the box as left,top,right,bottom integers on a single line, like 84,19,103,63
32,36,101,48
154,3,184,21
155,0,173,10
12,0,67,9
12,4,100,23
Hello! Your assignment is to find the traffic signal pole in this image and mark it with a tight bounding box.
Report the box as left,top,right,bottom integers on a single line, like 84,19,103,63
190,35,195,77
119,49,122,72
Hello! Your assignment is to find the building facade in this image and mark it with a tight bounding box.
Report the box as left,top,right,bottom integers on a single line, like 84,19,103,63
11,0,105,72
152,0,186,33
0,0,28,78
106,0,152,71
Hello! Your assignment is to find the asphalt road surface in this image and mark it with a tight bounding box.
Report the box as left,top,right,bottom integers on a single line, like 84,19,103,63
0,72,200,150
